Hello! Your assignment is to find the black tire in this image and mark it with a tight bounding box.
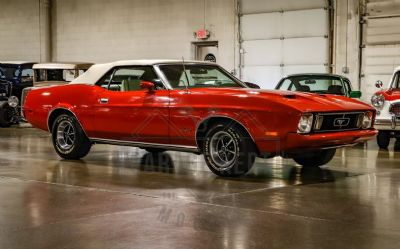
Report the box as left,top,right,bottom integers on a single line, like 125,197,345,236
377,130,390,149
0,102,12,127
293,148,336,167
203,123,256,177
51,114,91,160
142,147,166,154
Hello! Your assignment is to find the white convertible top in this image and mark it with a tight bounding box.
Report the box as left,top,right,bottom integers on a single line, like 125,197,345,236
71,59,216,85
0,61,37,65
33,62,93,70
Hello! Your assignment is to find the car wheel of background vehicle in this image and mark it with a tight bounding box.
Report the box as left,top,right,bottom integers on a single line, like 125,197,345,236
51,114,91,160
293,148,336,167
377,131,390,149
0,102,13,127
142,148,166,154
203,122,256,177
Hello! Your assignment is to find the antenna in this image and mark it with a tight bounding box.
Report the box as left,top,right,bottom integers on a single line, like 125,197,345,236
182,57,190,92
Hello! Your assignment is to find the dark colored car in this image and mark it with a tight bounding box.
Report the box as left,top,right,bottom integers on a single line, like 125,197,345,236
0,61,36,127
275,73,362,98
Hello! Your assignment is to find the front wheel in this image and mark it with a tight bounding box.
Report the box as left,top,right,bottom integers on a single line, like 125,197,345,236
377,130,390,149
292,148,336,167
52,114,92,160
203,123,256,177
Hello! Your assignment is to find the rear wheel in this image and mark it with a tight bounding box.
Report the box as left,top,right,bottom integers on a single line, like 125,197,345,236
51,114,91,159
203,123,256,177
377,130,391,149
292,148,336,167
0,102,13,127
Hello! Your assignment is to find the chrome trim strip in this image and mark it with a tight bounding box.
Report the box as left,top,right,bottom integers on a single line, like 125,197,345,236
90,138,200,153
316,111,365,116
153,65,173,90
320,143,359,150
313,128,361,133
375,118,400,130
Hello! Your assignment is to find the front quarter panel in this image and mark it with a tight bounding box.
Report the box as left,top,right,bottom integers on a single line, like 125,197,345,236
168,88,302,152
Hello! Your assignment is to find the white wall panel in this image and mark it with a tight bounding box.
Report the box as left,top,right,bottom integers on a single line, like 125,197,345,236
240,0,329,89
365,17,400,45
241,13,281,40
283,37,328,65
242,66,282,89
366,0,400,17
0,0,40,61
283,9,328,38
283,65,328,76
361,0,400,101
242,40,282,66
241,0,326,14
241,9,328,41
361,45,400,101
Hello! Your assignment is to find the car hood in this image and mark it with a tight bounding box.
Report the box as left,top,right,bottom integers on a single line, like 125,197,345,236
190,88,374,113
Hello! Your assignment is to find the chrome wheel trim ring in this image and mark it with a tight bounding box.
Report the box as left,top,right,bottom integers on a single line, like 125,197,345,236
56,120,76,151
209,130,237,171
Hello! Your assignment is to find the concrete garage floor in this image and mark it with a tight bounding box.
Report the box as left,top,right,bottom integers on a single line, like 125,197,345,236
0,127,400,249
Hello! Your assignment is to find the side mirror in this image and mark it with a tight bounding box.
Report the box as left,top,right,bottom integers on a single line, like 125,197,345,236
140,81,155,91
375,80,383,89
349,90,362,98
244,82,261,89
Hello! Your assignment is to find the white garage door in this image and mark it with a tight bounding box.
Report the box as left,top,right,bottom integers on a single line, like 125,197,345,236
361,0,400,101
239,0,330,89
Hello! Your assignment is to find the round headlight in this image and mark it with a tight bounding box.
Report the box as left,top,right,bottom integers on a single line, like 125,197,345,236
297,114,314,134
371,94,385,109
8,96,19,108
362,111,373,129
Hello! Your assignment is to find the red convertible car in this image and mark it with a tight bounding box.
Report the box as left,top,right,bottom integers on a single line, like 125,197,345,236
23,60,377,177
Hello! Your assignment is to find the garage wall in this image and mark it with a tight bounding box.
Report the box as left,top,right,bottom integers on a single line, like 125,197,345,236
0,0,41,61
52,0,236,71
333,0,361,92
239,0,330,89
360,0,400,101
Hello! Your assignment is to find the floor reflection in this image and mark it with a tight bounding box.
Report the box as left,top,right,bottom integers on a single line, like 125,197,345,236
2,127,400,249
139,152,175,173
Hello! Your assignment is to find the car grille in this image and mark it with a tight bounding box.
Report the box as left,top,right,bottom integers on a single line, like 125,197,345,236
313,112,364,132
0,83,10,97
389,103,400,116
20,88,32,118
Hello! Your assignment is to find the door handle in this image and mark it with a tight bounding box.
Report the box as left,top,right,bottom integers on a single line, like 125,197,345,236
99,98,109,104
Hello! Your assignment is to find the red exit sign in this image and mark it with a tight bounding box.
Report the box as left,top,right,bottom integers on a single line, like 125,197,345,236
196,29,210,39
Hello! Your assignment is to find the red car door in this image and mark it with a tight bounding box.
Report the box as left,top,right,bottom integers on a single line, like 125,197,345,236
91,66,170,144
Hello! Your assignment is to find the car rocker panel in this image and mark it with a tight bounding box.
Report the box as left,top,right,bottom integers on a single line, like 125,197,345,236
23,60,377,177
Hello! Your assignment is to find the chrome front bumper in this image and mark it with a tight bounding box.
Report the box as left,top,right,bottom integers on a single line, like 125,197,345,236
375,116,400,130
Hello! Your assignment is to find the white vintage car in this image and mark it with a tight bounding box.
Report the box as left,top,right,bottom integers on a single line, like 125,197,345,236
371,66,400,149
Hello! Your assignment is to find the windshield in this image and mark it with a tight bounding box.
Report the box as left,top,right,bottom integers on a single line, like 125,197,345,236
159,64,244,89
0,66,20,80
276,76,346,95
35,69,76,82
